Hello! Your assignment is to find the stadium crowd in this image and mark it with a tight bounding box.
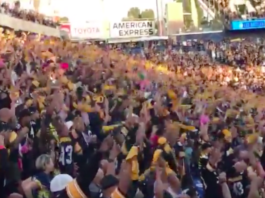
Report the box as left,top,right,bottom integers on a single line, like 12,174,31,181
3,7,265,198
202,0,265,22
0,1,58,28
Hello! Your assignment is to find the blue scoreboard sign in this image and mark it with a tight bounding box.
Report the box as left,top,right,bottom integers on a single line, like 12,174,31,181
231,19,265,30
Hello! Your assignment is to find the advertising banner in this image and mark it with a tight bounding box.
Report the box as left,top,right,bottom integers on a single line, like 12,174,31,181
230,19,265,30
60,22,105,39
109,21,155,38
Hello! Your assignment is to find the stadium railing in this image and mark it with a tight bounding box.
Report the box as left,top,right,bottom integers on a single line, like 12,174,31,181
0,2,60,37
0,13,60,37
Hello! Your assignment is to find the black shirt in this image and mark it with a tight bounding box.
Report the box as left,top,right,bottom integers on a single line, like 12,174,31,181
0,147,8,193
58,151,102,198
0,91,11,110
58,137,74,176
227,167,249,198
201,163,223,198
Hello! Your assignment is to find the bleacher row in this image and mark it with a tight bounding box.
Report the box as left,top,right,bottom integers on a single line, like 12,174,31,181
202,0,265,21
0,0,61,37
0,1,58,28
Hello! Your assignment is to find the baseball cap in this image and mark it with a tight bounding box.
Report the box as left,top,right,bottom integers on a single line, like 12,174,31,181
50,174,73,193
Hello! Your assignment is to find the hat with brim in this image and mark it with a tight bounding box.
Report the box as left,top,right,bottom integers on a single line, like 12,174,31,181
50,174,73,193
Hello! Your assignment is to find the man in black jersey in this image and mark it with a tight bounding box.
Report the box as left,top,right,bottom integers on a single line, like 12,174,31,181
17,109,35,180
0,108,28,197
58,136,74,176
68,117,96,171
51,135,114,198
0,134,9,198
201,149,224,198
0,90,12,110
227,161,248,198
58,122,75,176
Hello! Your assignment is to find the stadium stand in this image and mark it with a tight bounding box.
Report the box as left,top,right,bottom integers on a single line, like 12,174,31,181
250,0,265,14
0,1,58,27
202,0,265,22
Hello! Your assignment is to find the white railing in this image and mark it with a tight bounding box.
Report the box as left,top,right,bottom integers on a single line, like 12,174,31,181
197,0,216,18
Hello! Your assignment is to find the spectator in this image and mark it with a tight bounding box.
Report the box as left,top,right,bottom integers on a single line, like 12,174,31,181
202,0,265,25
2,27,265,198
0,1,58,28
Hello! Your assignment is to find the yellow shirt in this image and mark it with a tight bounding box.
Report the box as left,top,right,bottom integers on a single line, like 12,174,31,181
131,160,139,181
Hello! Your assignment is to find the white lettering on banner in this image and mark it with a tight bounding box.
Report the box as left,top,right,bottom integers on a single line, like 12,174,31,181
0,13,60,37
70,23,104,39
110,21,155,38
113,21,153,29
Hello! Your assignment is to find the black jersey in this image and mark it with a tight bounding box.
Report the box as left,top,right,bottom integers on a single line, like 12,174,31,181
58,137,74,176
227,169,249,198
9,131,22,163
199,155,208,170
201,163,223,198
92,94,105,109
71,130,95,170
29,119,40,140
